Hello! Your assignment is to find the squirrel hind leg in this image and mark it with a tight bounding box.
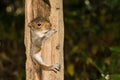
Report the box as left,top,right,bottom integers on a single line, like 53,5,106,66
32,51,61,73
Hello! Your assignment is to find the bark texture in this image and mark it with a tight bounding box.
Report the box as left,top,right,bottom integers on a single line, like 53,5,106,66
25,0,64,80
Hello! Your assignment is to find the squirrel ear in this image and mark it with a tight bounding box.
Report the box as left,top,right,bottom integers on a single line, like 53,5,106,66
28,23,32,28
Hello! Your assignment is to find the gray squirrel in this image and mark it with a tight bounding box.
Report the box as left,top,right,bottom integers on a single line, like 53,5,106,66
28,17,60,73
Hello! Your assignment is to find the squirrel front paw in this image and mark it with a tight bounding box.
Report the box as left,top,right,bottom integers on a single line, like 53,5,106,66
50,64,61,73
46,29,57,37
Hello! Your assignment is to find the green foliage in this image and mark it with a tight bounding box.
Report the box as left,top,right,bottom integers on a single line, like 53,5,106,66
111,74,120,80
64,0,120,80
110,46,120,53
105,0,120,8
0,0,25,80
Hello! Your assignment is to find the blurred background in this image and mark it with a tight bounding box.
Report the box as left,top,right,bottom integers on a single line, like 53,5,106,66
0,0,120,80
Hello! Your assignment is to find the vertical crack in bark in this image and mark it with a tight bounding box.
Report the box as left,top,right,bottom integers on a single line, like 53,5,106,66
31,0,51,80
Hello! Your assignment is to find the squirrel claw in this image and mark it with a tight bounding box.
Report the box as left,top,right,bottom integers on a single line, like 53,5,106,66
51,64,61,73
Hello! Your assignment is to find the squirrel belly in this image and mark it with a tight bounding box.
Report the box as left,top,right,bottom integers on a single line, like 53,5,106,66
32,51,52,70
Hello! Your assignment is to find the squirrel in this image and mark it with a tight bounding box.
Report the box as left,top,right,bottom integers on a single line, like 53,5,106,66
28,17,60,73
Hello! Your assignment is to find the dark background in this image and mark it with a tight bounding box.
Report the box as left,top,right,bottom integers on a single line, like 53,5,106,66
0,0,120,80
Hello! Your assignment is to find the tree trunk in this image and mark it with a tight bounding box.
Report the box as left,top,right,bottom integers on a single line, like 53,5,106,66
24,0,64,80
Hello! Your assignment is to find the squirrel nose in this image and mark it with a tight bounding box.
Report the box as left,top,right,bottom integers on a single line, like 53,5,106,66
47,27,51,30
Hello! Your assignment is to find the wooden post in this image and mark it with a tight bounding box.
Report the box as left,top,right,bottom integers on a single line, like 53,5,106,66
24,0,64,80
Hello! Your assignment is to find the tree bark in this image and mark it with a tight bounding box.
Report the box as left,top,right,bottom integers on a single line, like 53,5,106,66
24,0,64,80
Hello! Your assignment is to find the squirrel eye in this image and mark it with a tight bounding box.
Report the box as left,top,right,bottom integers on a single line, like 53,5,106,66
37,23,41,26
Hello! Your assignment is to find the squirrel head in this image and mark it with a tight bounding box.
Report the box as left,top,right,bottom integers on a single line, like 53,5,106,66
28,17,57,37
28,17,52,31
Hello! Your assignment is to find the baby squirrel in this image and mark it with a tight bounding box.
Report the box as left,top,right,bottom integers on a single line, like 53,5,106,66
28,17,60,73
